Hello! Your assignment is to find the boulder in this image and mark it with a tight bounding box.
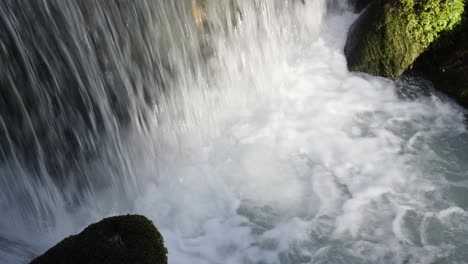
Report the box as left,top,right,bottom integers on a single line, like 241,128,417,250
31,215,168,264
413,4,468,107
345,0,465,78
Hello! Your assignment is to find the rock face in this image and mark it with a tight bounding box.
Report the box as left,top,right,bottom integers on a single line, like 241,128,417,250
348,0,373,12
413,4,468,107
30,215,168,264
345,0,465,78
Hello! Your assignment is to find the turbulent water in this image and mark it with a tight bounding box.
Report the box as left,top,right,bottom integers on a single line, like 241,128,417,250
1,0,468,263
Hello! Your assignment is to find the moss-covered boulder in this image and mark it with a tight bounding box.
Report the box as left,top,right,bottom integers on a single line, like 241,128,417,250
345,0,465,78
31,215,168,264
412,4,468,107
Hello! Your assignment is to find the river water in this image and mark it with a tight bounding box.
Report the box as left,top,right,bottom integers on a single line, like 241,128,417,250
0,1,467,263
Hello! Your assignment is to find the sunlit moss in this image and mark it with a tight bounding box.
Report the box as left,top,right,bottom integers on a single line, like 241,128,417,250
399,0,464,48
345,0,465,77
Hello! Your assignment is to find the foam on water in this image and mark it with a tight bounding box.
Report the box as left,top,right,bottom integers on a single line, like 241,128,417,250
128,11,468,264
1,1,468,263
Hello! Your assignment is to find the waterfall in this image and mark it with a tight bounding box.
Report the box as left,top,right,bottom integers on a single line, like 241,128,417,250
1,0,467,263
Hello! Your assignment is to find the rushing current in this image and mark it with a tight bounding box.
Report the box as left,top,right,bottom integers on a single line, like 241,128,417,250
1,0,467,263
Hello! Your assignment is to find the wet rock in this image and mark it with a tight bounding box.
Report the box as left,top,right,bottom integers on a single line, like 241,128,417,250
191,0,243,33
31,215,168,264
192,0,208,31
412,4,468,107
348,0,373,12
345,0,465,78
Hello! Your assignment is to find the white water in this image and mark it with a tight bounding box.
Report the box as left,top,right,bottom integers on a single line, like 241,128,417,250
1,1,468,263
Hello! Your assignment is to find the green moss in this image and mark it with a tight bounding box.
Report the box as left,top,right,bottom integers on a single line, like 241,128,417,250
401,0,464,47
31,215,168,264
411,1,468,108
345,0,465,77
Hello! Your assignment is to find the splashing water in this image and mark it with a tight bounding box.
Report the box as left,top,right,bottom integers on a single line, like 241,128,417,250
0,0,467,263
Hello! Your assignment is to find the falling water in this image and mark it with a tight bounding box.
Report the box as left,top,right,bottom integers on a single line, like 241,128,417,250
0,0,467,263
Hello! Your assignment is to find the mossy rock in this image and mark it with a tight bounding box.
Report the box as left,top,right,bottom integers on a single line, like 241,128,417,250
31,215,168,264
412,3,468,107
345,0,465,78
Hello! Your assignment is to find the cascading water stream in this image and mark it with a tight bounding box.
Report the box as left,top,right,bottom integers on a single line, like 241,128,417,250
1,0,467,263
